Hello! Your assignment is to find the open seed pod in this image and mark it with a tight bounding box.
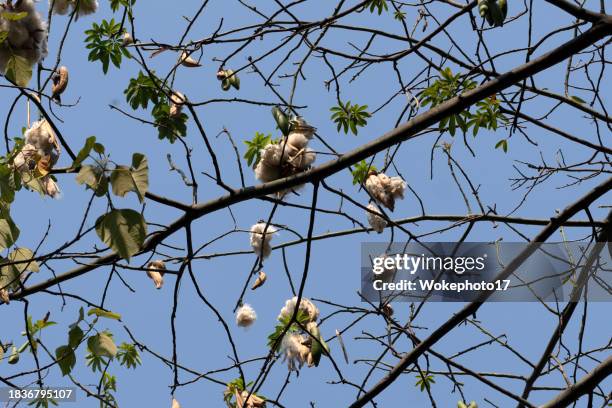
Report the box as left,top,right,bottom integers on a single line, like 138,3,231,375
169,91,186,117
235,390,266,408
171,398,180,408
179,51,201,67
51,66,69,103
146,260,166,289
122,31,134,46
251,270,267,290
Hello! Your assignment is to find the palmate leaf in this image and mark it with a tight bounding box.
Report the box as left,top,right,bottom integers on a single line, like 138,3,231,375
110,153,149,202
95,209,147,260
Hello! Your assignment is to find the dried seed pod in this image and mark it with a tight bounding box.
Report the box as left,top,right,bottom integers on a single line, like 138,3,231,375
0,288,10,304
169,91,186,117
235,303,257,327
146,260,166,289
179,51,201,67
52,66,69,103
216,70,227,80
171,398,181,408
235,390,266,408
251,270,267,290
381,303,394,318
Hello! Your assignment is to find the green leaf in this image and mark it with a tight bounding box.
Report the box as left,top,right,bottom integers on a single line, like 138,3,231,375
0,11,28,21
88,333,117,358
351,160,376,185
72,136,97,168
76,164,108,197
272,106,290,136
87,308,121,320
55,345,76,376
0,31,7,45
110,154,148,202
495,139,508,153
4,54,33,88
8,346,19,364
0,206,19,252
116,343,141,369
95,209,147,260
68,325,84,349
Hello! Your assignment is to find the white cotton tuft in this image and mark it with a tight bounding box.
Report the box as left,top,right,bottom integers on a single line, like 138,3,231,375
42,176,60,198
389,176,406,199
75,0,98,16
49,0,71,14
280,333,309,371
278,296,319,323
0,0,48,73
365,172,407,211
236,303,257,327
50,0,98,17
366,203,387,233
249,222,277,259
252,117,316,188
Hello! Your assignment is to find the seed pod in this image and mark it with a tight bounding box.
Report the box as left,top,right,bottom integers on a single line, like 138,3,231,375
51,66,69,103
8,346,19,364
122,32,134,46
221,78,231,91
171,398,180,408
381,303,394,318
226,69,240,90
0,288,9,304
216,69,227,80
468,403,478,408
251,270,267,290
147,260,166,289
179,51,201,67
169,91,186,117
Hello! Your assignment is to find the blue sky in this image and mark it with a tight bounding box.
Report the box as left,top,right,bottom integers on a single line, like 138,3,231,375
1,0,610,407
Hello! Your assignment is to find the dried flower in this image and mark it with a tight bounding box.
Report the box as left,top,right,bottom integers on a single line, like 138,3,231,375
249,222,277,259
236,304,257,328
